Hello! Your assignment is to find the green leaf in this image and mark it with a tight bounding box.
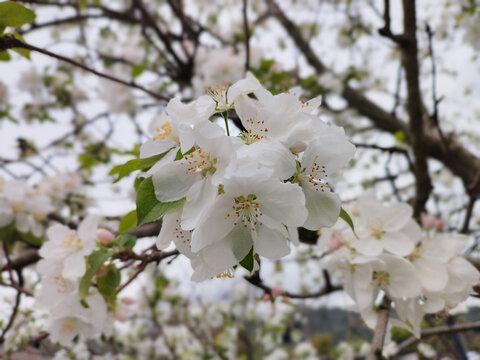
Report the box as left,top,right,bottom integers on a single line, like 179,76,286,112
0,1,36,27
394,130,406,144
239,247,254,272
117,233,136,249
118,210,137,234
5,33,30,59
130,64,145,78
339,207,355,232
0,50,10,61
78,267,96,299
174,147,195,161
135,176,184,225
108,152,170,183
19,231,43,246
96,264,121,310
0,221,16,243
87,249,112,271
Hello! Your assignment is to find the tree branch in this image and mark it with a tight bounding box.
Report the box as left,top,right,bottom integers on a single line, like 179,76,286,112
366,297,391,360
0,35,169,101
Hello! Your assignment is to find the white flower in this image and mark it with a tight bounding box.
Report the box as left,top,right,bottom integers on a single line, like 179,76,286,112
191,168,308,260
39,215,98,280
296,135,355,229
46,292,108,346
350,194,422,257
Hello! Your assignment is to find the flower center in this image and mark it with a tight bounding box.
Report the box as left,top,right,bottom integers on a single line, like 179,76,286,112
54,274,69,294
372,270,390,289
60,233,82,250
12,201,25,213
61,319,75,333
181,148,217,177
241,117,269,145
226,194,263,232
173,218,192,247
367,218,385,239
216,269,234,279
206,84,231,111
152,120,178,142
297,156,330,192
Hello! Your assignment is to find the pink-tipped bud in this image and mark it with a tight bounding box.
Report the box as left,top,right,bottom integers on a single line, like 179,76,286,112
97,228,115,245
327,234,343,251
121,297,135,306
263,294,271,301
282,296,288,303
271,287,284,296
290,141,307,154
420,213,436,229
115,309,129,322
436,219,445,230
96,265,106,277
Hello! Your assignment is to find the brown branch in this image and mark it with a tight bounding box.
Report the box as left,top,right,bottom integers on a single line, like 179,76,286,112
366,297,391,360
117,249,179,293
400,0,432,217
397,320,480,351
242,0,250,71
0,35,169,101
244,270,341,299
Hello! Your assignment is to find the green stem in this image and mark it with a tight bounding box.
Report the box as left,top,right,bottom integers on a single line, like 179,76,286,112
223,111,230,136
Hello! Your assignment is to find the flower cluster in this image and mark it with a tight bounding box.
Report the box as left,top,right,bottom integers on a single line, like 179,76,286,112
140,73,355,281
318,193,480,337
0,174,86,239
35,215,112,346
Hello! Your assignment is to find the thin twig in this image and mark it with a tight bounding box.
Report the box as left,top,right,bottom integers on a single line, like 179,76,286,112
366,296,391,360
242,0,250,71
0,36,169,101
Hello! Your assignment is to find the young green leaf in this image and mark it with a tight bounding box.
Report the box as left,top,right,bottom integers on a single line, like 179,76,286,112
118,210,137,234
339,207,355,232
135,176,184,225
0,2,36,27
117,233,136,249
87,249,113,272
108,152,170,183
239,247,254,272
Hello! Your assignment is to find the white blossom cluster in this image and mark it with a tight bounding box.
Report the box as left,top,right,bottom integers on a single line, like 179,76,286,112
140,73,355,281
317,192,480,337
0,174,85,239
35,215,112,346
192,46,261,96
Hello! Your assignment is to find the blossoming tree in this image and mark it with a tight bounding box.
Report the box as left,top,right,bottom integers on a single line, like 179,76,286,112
1,0,480,359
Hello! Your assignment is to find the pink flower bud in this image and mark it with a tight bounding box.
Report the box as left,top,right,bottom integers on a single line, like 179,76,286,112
115,309,129,322
435,219,445,230
282,296,288,303
121,297,135,306
96,265,106,277
271,287,284,296
327,234,343,251
263,294,271,301
96,228,115,245
290,141,307,153
420,213,436,229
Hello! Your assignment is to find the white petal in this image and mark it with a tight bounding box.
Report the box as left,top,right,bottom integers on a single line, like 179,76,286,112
258,181,308,227
190,195,235,252
152,161,197,202
156,210,181,250
414,257,448,292
381,231,415,256
0,198,14,227
181,178,218,230
78,215,99,246
301,184,341,230
62,253,86,280
253,225,290,259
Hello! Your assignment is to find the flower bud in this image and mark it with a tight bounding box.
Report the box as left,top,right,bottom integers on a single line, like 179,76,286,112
96,228,115,245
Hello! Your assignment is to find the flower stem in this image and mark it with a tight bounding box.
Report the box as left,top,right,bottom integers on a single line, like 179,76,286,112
223,111,230,136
